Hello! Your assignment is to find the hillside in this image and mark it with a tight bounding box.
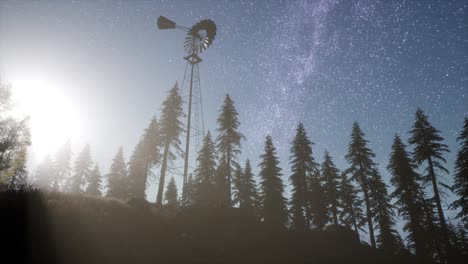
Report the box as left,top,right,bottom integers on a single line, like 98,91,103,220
1,188,422,264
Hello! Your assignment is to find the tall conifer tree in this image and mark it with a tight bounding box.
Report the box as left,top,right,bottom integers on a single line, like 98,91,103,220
107,147,128,199
451,118,468,228
86,164,102,196
164,177,178,207
216,94,244,205
321,151,341,226
309,172,328,229
339,170,365,235
156,83,184,206
345,122,377,248
258,135,287,229
70,144,92,193
193,132,217,206
128,116,161,199
52,140,72,191
215,157,229,206
370,168,403,254
408,109,450,247
289,123,318,230
388,135,428,258
233,159,259,213
5,144,28,189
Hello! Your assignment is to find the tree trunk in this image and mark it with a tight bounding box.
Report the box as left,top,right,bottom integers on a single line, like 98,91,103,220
226,137,232,206
427,157,451,263
156,143,169,206
303,166,311,229
362,186,376,249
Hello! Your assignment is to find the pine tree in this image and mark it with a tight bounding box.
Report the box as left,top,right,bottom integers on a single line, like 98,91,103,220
451,118,468,228
456,224,468,257
86,164,102,196
35,155,55,190
164,177,178,207
156,83,184,206
5,144,28,189
370,168,403,254
215,156,229,206
216,94,244,206
388,135,428,258
193,132,217,206
309,171,328,229
233,164,244,206
3,126,30,189
128,116,161,199
408,108,450,250
339,170,365,235
185,173,196,205
321,151,341,226
345,122,377,248
421,199,445,262
289,123,318,230
52,140,72,191
70,144,92,193
258,135,287,229
233,159,259,213
107,147,128,199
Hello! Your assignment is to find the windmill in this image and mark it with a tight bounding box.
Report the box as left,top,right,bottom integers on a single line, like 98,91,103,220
157,16,217,202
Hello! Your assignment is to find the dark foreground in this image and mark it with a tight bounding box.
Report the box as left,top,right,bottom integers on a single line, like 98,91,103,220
1,188,427,264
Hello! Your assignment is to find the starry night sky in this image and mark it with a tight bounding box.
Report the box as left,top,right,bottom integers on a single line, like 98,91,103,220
1,0,467,238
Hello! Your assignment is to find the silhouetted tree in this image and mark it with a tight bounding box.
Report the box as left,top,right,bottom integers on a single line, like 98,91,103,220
107,147,128,199
52,140,72,191
128,116,161,199
345,122,377,248
0,83,31,176
233,164,243,205
420,199,446,262
164,177,178,207
4,139,29,189
370,168,403,254
408,108,451,253
339,171,365,235
216,94,244,206
185,173,196,205
309,172,328,229
456,224,468,256
447,223,468,262
388,135,429,259
156,83,184,206
289,123,318,230
321,151,341,226
35,155,55,189
70,144,92,193
451,118,468,228
258,135,287,229
86,164,102,196
233,159,259,214
215,157,229,206
193,132,217,206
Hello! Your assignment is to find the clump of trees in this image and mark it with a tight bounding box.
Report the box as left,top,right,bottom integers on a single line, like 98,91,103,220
2,80,467,263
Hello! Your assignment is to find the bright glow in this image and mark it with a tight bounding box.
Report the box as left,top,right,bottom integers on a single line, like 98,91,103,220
9,73,85,161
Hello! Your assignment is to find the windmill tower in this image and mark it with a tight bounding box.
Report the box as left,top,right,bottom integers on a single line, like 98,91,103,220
157,16,217,203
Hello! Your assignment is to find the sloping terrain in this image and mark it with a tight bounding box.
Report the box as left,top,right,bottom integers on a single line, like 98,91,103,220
1,189,420,264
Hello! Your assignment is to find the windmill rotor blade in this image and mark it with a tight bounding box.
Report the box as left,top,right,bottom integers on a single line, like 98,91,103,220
157,16,176,30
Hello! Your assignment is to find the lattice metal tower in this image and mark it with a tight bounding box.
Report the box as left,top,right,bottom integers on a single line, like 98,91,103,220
157,16,216,202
